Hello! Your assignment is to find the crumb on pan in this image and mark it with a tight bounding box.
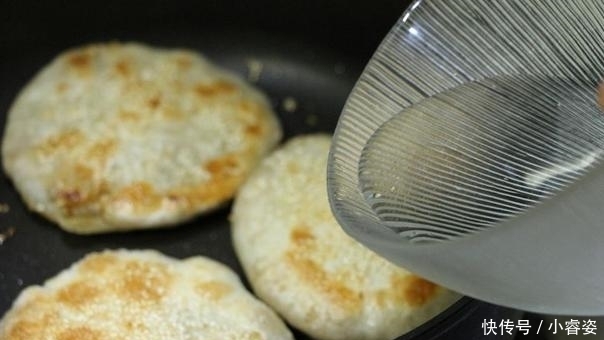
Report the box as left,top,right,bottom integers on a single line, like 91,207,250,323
282,97,298,113
0,227,16,245
305,114,318,126
246,58,263,83
0,203,9,213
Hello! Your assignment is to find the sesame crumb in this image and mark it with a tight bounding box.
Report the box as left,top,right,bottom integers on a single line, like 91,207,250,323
0,227,16,245
282,97,298,113
246,59,263,83
305,114,318,126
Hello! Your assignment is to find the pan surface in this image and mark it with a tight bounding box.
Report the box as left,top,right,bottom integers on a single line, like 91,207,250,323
0,1,522,339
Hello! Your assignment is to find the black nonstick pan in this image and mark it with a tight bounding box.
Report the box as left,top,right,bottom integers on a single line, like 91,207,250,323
0,0,523,339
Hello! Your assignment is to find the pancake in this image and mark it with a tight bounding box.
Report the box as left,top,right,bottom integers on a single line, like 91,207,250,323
231,135,460,340
0,249,293,340
1,42,281,234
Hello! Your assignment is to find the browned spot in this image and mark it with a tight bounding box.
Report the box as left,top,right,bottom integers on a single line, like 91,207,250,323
285,223,362,311
124,320,148,332
58,189,82,205
285,252,362,311
175,56,192,70
125,320,135,331
67,52,93,77
73,164,93,180
56,183,109,216
196,281,233,301
204,154,240,177
114,60,131,77
404,276,438,306
56,82,69,94
38,129,85,154
7,320,39,340
80,253,118,274
167,194,180,202
238,100,267,136
161,154,247,210
112,181,162,213
287,162,300,174
119,110,141,122
88,139,117,164
56,281,99,307
58,327,101,340
147,95,161,109
194,80,237,98
167,175,242,210
375,290,388,308
290,225,315,244
55,164,110,216
55,165,93,207
117,260,171,303
389,275,438,307
5,296,62,339
161,106,183,119
68,53,91,69
245,124,263,136
245,331,263,340
238,100,257,113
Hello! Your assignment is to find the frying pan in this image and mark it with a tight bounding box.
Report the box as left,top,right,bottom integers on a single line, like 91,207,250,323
0,0,522,338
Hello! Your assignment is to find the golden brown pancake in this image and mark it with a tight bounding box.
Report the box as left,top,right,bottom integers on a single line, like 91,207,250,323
1,42,281,234
231,135,460,340
0,249,293,340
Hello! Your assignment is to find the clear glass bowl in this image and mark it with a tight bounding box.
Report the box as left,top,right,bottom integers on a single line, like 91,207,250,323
328,0,604,315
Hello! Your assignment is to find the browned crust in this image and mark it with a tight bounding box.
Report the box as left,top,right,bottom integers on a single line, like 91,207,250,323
284,222,440,311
